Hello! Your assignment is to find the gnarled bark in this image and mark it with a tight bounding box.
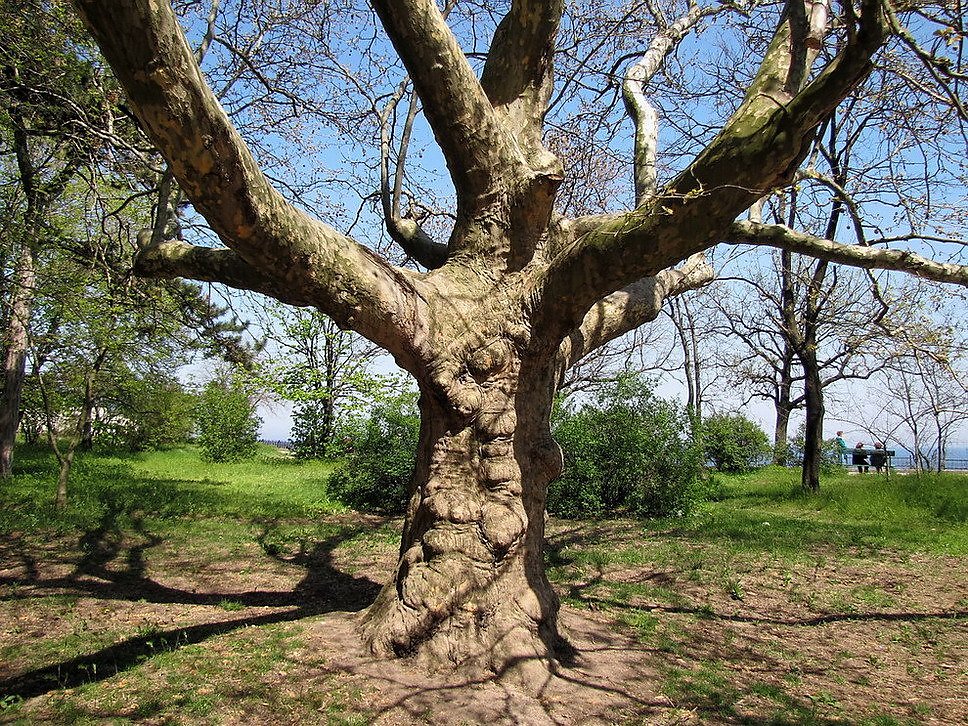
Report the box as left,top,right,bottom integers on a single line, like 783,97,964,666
362,356,563,677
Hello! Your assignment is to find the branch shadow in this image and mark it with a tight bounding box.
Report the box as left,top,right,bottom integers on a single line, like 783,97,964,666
540,523,967,723
0,501,385,701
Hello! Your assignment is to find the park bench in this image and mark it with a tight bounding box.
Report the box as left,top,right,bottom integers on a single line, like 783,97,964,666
839,447,895,471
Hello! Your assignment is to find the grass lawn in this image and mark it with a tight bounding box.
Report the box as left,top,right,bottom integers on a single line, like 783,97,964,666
0,449,965,724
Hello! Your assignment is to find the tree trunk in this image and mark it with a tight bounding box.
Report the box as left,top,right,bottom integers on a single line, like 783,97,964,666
361,353,564,680
935,423,944,473
55,450,74,510
800,351,824,493
773,399,793,466
80,414,95,451
321,394,335,451
0,244,36,477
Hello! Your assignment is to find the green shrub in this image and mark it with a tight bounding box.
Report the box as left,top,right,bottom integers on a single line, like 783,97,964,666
701,412,770,473
327,392,419,513
549,375,705,518
194,378,261,462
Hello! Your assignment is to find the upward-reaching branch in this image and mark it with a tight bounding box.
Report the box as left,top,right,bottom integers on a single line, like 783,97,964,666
539,0,888,343
379,81,449,269
72,0,426,365
623,3,715,205
480,0,564,169
556,254,715,379
370,0,534,220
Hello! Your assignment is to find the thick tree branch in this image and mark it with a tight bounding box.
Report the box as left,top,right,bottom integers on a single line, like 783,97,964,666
134,238,312,307
370,0,533,214
556,254,714,377
72,0,425,364
727,220,968,287
539,0,888,343
480,0,564,167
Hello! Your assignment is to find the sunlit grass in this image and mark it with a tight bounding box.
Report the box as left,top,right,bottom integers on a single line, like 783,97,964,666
0,444,341,534
1,449,964,725
646,466,968,557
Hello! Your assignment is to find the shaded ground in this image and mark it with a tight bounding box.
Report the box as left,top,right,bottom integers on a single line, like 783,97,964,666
0,516,965,724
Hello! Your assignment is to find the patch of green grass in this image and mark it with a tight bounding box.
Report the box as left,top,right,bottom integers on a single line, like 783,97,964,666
618,609,660,640
619,610,686,653
643,467,968,556
663,661,739,718
0,445,342,535
849,584,897,609
0,618,127,676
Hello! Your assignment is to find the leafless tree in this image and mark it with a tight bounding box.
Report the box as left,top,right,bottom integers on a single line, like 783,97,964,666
860,315,968,471
716,251,892,475
72,0,968,678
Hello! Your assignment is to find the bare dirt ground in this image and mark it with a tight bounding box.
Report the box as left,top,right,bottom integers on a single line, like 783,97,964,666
1,518,965,724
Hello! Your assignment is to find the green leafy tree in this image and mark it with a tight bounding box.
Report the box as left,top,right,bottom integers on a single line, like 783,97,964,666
98,371,195,451
702,412,771,473
194,376,261,462
251,303,382,459
0,0,135,476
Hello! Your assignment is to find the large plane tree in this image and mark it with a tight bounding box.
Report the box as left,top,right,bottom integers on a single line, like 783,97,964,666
72,0,967,678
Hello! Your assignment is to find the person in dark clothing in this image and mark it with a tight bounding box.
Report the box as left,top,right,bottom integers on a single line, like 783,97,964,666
870,442,887,474
852,443,869,473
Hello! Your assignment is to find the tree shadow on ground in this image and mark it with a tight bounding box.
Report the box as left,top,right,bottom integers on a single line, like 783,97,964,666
541,523,967,725
0,499,383,701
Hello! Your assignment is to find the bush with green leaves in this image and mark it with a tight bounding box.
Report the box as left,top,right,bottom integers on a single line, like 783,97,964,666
194,377,261,462
327,392,420,513
549,375,705,518
701,411,770,473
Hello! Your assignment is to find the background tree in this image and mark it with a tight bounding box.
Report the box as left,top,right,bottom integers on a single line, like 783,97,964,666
716,254,890,478
194,373,261,463
666,288,724,421
95,370,195,451
73,0,968,678
0,0,133,476
21,174,249,504
871,333,968,472
251,301,383,458
327,390,421,513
